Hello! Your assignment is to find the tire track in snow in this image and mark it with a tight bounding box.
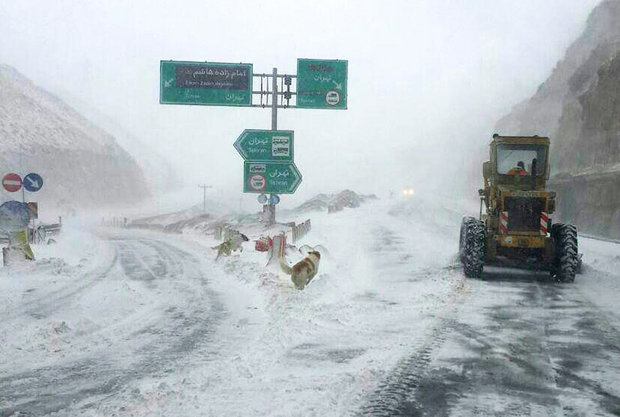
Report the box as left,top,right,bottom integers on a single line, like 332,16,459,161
539,282,620,415
358,225,468,416
3,245,119,321
359,317,456,416
0,237,225,417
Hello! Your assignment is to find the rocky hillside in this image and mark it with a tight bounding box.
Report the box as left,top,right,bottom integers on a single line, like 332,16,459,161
495,0,620,237
0,64,149,209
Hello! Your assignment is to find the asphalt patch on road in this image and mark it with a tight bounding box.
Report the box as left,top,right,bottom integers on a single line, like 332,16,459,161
358,268,620,416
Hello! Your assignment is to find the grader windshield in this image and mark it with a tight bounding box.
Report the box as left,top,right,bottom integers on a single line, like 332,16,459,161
497,143,547,176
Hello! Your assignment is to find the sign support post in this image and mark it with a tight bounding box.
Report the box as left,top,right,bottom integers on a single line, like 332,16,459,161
265,67,279,225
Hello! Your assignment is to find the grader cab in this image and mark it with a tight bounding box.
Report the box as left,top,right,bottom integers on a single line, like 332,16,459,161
459,134,579,282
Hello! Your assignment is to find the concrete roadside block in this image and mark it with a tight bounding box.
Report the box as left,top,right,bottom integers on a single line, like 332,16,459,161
266,233,286,267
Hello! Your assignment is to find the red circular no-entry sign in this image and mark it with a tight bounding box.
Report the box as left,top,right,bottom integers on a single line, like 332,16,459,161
2,173,23,192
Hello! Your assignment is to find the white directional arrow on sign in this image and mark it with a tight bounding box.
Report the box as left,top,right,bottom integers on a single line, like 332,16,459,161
27,177,39,188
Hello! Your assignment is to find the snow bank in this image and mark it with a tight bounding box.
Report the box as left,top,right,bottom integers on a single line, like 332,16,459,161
0,225,112,371
87,196,466,416
575,237,620,324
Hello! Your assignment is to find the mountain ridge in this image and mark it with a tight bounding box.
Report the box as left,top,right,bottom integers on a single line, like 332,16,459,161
495,0,620,237
0,64,149,209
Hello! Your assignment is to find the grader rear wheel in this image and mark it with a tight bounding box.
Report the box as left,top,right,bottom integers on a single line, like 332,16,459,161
551,223,578,283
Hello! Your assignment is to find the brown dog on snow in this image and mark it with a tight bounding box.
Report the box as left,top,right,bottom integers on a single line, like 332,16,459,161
279,250,321,290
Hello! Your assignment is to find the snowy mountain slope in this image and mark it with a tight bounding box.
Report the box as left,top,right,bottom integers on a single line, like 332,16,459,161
495,0,620,238
56,91,180,192
496,0,620,147
0,64,149,208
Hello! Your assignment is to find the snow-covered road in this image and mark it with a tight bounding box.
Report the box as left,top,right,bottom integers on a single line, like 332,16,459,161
1,198,620,416
0,234,225,416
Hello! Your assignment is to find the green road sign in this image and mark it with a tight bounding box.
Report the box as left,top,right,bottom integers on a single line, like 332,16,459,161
160,61,253,106
234,129,294,162
296,59,347,110
244,162,302,194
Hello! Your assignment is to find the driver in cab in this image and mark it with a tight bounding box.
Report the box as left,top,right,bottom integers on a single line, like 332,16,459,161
507,161,528,176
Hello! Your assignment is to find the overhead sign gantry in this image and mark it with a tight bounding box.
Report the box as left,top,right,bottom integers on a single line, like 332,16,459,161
160,58,348,224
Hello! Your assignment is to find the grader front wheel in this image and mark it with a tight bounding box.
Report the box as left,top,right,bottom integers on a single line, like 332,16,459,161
459,217,486,278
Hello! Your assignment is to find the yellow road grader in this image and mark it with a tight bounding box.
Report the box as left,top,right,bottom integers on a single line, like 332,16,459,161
459,134,579,282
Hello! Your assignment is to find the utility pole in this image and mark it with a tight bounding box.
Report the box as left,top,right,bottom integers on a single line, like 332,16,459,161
198,184,212,213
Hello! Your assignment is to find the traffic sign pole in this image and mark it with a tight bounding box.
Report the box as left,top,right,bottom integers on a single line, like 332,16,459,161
267,67,278,225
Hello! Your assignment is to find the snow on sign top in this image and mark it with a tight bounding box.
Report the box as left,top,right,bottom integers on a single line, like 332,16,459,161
2,173,22,192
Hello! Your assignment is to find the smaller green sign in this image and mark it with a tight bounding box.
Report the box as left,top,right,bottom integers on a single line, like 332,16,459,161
297,58,348,110
234,130,294,162
160,61,253,106
244,162,302,194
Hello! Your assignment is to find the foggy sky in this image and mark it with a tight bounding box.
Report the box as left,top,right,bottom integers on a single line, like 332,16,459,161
0,0,601,205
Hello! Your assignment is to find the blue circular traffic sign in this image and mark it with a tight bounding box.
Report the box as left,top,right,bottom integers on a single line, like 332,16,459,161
23,173,43,192
269,194,280,205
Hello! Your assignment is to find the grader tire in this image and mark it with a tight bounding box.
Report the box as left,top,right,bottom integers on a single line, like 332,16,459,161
460,217,486,278
551,223,578,283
